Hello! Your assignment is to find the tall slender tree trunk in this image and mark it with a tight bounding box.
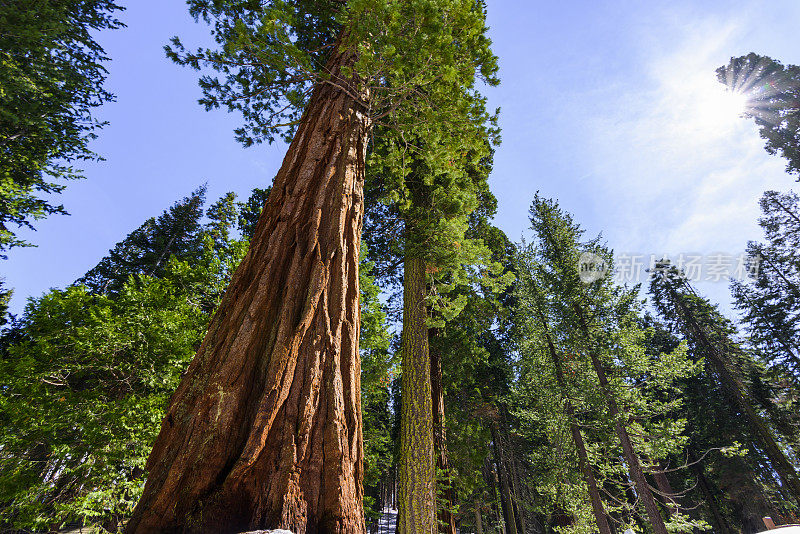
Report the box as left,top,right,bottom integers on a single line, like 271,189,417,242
666,284,800,504
474,500,484,534
490,423,518,534
691,457,732,534
573,307,668,534
536,311,612,534
483,456,504,534
652,462,679,519
430,331,457,534
126,43,370,534
398,254,437,534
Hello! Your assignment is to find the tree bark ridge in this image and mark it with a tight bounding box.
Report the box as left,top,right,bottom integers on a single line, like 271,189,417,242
126,43,370,534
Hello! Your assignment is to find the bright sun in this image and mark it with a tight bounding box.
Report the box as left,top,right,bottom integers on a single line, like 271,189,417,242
707,86,749,123
692,78,750,133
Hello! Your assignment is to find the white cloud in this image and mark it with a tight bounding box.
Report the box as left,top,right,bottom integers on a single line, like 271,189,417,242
570,7,795,314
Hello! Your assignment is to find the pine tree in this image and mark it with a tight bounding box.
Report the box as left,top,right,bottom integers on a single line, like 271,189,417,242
78,186,208,295
521,196,700,534
732,190,800,381
650,260,800,506
717,53,800,178
0,0,123,252
364,134,507,534
514,262,612,534
359,246,394,531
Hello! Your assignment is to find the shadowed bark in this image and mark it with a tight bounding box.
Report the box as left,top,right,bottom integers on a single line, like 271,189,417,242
398,254,436,534
430,330,457,534
126,43,371,534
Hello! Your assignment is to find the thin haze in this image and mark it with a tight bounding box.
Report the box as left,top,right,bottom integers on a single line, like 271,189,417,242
4,0,800,316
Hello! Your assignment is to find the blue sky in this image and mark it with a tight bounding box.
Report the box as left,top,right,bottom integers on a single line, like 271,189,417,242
4,0,800,315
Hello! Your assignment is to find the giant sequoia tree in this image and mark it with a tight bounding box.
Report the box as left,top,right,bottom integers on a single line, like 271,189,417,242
126,1,499,533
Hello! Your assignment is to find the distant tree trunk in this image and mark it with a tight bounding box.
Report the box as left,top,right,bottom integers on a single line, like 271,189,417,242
666,284,800,504
490,423,518,534
484,458,505,534
430,330,458,534
574,306,668,534
474,500,484,534
126,42,370,534
691,457,732,534
398,254,437,534
537,313,612,534
652,462,679,519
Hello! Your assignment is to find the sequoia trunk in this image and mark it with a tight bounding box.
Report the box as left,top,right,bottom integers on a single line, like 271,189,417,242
398,254,437,534
126,44,370,534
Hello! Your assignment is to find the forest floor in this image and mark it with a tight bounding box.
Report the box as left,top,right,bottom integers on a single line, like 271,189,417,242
377,505,398,534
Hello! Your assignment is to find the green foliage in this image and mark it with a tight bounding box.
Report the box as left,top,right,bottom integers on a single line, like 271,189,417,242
167,0,500,172
732,190,800,383
237,186,271,240
0,280,11,327
0,0,124,252
77,186,209,295
0,190,248,531
512,195,702,533
717,53,800,178
359,244,395,524
650,261,799,528
166,0,342,145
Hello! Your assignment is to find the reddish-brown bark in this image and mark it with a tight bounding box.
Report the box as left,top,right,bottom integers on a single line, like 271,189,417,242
126,44,371,534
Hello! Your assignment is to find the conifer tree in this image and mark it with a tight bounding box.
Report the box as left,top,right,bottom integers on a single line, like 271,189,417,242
0,191,247,531
650,260,800,505
78,187,208,294
732,190,800,382
522,196,700,534
127,1,499,532
364,134,507,534
514,262,612,534
0,188,392,532
0,0,123,252
717,53,800,178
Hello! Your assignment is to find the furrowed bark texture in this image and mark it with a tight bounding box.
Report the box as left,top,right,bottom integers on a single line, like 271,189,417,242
398,254,436,534
429,333,457,534
126,45,370,534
